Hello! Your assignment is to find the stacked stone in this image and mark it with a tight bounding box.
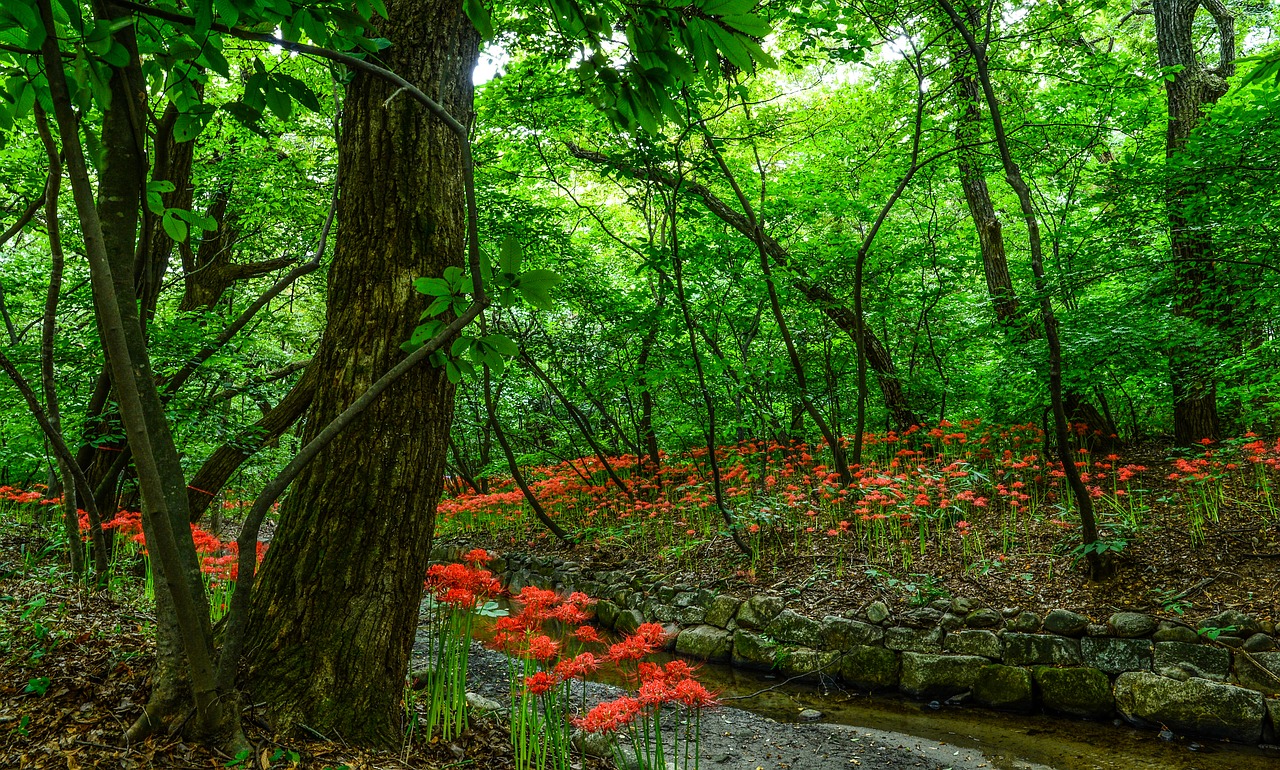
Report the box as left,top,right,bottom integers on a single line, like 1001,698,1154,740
430,547,1280,744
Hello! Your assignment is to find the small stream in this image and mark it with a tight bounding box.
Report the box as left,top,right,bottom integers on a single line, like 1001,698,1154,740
424,601,1280,770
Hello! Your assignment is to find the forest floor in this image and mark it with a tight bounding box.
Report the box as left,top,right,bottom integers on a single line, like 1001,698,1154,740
446,444,1280,627
0,527,608,770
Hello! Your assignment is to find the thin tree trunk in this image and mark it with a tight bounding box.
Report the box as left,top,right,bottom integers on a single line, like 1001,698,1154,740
940,0,1112,581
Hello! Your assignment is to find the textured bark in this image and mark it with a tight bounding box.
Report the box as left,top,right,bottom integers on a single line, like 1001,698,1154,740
1154,0,1234,444
243,0,478,746
951,9,1018,326
186,365,318,521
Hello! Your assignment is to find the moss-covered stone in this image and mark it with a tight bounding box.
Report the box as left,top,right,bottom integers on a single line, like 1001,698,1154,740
885,626,944,653
777,647,840,679
1108,612,1157,638
704,595,741,628
674,625,732,662
731,629,778,669
1154,641,1230,681
820,616,884,649
899,653,986,698
1081,636,1152,674
1033,666,1113,719
1114,672,1266,742
1043,609,1089,637
735,595,784,630
1003,633,1082,666
971,665,1034,711
765,609,824,647
1232,651,1280,696
837,645,900,690
944,630,1001,659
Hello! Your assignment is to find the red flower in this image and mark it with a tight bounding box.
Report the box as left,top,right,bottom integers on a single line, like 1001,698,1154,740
670,678,716,708
462,548,491,565
635,622,667,647
527,634,559,661
525,671,560,695
574,625,602,644
575,697,640,734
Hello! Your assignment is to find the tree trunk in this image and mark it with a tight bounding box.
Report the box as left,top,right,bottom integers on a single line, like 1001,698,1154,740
1153,0,1234,444
243,0,478,746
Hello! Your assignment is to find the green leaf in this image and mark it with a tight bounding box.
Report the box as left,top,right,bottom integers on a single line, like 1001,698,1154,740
413,276,452,297
499,235,522,275
464,0,493,40
484,334,519,357
516,268,563,291
162,210,189,242
264,84,292,121
445,360,461,384
721,14,771,38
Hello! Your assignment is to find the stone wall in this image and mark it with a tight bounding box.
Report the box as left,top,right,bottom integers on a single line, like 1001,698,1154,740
432,546,1280,745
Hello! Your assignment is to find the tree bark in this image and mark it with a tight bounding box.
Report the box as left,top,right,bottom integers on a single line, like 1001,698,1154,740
1153,0,1234,444
242,0,479,745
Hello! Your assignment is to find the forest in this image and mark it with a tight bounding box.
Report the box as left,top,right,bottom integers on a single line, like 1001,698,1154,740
1,0,1278,767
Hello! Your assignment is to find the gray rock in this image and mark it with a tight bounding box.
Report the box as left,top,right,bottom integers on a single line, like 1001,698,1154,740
1034,667,1113,719
1264,697,1280,744
1044,609,1090,637
1108,612,1157,638
736,595,784,630
972,665,1034,711
1266,697,1280,744
1156,665,1192,682
1003,633,1082,666
1082,637,1153,674
676,606,707,625
652,604,677,623
1154,641,1230,682
885,626,944,653
731,629,777,669
837,645,901,690
820,615,884,649
1009,611,1042,633
1244,634,1277,653
1233,651,1280,696
939,612,965,631
674,625,732,662
901,607,943,627
704,595,741,628
899,653,987,698
596,599,621,629
798,708,824,721
929,598,952,612
674,591,697,608
865,600,891,624
616,608,645,635
1114,672,1266,743
1201,610,1262,637
965,608,1003,629
777,647,840,679
1217,635,1246,649
764,609,824,647
1153,622,1201,644
1084,623,1110,637
950,597,976,614
466,691,505,714
944,630,1002,659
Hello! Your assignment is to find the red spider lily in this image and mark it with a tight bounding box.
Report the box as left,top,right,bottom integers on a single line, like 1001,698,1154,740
607,634,652,663
462,548,491,565
637,679,670,706
524,671,560,695
669,678,717,708
526,634,559,661
574,625,602,643
554,652,600,680
635,622,668,647
575,696,641,734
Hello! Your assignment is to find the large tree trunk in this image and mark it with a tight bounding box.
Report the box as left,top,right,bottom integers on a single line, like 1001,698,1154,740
1154,0,1234,444
242,0,477,746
